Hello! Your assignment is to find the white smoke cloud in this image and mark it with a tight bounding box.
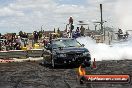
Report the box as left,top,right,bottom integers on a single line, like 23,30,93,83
77,36,132,61
114,0,132,31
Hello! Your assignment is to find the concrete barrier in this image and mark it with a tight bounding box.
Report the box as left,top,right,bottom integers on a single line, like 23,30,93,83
0,49,51,59
27,49,44,57
0,51,9,59
8,50,27,58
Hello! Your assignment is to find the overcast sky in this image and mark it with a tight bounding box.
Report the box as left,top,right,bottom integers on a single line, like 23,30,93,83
0,0,132,33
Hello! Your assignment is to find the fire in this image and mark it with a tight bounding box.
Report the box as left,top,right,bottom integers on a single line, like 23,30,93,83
78,65,86,76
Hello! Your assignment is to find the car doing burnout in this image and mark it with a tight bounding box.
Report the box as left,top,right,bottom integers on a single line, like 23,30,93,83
43,38,91,68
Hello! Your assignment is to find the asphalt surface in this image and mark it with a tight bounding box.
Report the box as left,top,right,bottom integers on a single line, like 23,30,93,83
0,60,132,88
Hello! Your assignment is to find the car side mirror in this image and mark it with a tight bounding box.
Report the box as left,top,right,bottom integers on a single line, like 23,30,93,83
81,44,85,47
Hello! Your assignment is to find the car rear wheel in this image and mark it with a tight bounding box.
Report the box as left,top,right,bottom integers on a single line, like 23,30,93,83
41,56,49,66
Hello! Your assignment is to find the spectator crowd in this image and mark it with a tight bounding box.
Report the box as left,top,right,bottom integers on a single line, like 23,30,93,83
0,30,44,51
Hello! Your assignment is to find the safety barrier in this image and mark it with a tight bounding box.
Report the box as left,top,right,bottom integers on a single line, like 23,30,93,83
0,51,9,58
9,50,27,58
0,49,50,59
27,49,43,57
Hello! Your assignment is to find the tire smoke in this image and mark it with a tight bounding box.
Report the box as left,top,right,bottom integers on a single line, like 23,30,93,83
77,36,132,61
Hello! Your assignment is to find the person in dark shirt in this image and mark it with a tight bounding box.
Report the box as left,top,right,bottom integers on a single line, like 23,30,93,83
118,29,123,40
33,31,39,43
124,31,129,39
16,43,21,50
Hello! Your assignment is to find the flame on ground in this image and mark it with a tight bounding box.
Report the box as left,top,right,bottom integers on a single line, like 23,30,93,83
78,65,86,76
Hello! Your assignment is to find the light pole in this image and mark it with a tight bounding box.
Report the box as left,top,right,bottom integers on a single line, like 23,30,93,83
100,4,103,34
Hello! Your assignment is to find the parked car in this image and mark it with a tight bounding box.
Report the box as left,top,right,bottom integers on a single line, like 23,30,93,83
43,38,91,68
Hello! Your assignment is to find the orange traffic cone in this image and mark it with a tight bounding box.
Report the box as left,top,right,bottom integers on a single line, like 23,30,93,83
92,58,96,68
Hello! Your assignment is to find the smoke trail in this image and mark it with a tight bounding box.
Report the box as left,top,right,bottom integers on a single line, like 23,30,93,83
115,0,132,31
77,36,132,61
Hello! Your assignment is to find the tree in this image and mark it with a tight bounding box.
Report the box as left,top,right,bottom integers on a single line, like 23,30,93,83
54,28,56,33
57,28,60,33
39,31,42,39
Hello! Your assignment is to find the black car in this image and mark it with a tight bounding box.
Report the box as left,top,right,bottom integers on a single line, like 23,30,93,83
43,38,91,68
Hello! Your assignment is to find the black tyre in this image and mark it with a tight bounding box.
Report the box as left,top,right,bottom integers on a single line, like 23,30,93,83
43,59,47,66
41,56,50,66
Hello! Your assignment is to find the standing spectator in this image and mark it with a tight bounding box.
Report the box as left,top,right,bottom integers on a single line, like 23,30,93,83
8,42,13,50
124,31,129,39
6,42,10,51
19,31,23,37
80,26,85,36
118,29,123,40
43,38,49,48
68,16,74,38
1,42,6,51
69,16,73,24
73,27,80,38
33,31,39,43
76,27,80,37
15,43,21,50
76,27,79,32
17,36,23,46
